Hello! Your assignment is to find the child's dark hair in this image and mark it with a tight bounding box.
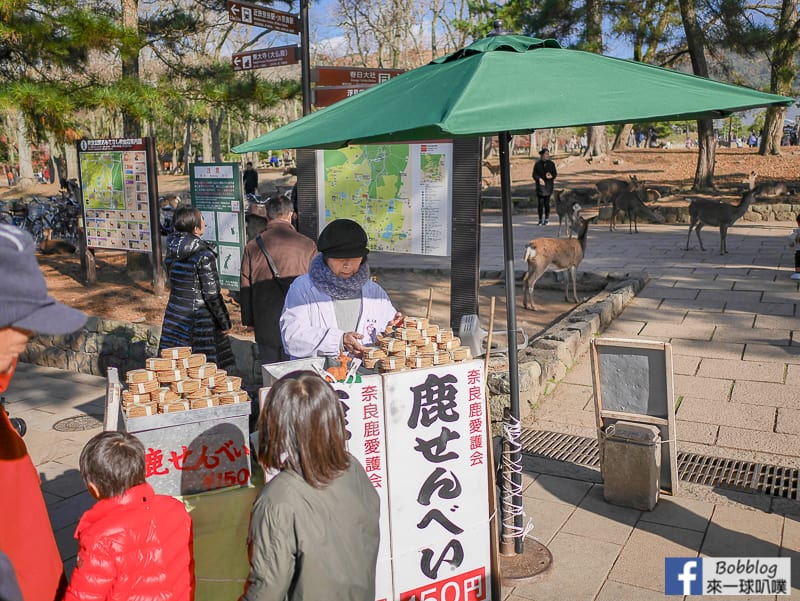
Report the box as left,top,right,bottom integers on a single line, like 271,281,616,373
173,205,203,233
79,431,146,498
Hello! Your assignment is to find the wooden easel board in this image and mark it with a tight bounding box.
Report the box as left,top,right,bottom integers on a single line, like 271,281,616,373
590,338,678,495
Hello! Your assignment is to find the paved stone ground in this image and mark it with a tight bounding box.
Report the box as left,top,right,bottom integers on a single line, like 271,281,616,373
7,214,800,599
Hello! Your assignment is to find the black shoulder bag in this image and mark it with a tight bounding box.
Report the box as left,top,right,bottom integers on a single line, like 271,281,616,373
255,236,297,294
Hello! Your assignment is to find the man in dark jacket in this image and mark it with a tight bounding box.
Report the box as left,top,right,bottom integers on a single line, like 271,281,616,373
240,196,316,364
243,161,259,196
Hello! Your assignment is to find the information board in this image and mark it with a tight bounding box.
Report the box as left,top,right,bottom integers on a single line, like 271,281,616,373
316,143,453,256
77,137,156,252
189,163,245,291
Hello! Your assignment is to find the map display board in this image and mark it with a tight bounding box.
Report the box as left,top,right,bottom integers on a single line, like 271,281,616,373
316,143,452,256
189,163,244,291
77,138,155,252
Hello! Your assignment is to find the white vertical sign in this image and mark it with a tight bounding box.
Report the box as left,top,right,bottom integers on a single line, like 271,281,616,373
382,360,491,601
333,376,393,601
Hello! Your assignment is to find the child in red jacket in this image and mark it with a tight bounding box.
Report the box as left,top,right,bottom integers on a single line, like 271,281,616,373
64,431,195,601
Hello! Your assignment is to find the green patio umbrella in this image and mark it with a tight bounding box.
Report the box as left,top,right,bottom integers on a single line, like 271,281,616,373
233,33,793,556
234,34,790,152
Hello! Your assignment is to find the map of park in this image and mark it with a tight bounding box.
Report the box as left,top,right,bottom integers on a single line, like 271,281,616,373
80,151,126,209
323,145,412,253
420,153,445,182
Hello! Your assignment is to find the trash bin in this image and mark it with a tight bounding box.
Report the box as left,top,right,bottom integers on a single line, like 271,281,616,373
601,420,661,511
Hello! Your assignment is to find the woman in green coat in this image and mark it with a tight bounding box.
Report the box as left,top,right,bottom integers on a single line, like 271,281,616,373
241,371,380,601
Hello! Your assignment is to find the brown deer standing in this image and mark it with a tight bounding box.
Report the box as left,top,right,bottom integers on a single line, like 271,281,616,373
686,171,758,254
482,160,501,185
609,175,664,233
595,177,633,206
522,215,591,310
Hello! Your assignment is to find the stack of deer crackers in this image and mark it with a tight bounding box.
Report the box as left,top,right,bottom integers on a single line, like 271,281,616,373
364,316,473,373
122,346,248,418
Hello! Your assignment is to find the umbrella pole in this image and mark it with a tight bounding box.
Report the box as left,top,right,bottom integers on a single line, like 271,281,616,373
497,131,524,554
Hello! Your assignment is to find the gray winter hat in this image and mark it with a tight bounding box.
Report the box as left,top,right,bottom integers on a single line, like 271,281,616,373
0,225,87,334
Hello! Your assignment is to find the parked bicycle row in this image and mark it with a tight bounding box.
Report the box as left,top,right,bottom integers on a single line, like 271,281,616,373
0,190,81,246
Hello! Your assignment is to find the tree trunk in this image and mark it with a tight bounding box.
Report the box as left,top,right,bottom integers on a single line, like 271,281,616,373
4,114,16,168
759,0,798,155
121,0,141,138
586,125,608,157
65,142,79,184
16,112,35,188
182,117,193,174
761,106,786,155
678,0,717,190
613,123,634,150
694,119,716,190
201,122,212,163
210,111,224,163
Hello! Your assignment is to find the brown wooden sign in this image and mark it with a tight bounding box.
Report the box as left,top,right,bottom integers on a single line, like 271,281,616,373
311,66,404,87
232,45,299,72
313,85,374,108
227,0,299,34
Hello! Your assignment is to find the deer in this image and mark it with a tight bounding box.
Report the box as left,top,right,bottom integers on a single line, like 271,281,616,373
754,180,790,197
522,214,592,311
595,177,634,206
482,160,501,184
554,189,590,238
686,170,758,254
39,228,76,255
609,176,664,233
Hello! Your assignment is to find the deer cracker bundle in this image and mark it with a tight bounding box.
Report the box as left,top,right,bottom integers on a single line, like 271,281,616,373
370,317,472,373
124,347,248,418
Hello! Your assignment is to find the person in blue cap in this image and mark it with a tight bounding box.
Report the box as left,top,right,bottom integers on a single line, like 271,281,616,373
0,224,86,601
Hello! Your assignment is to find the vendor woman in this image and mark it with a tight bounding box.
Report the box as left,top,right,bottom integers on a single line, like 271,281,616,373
280,219,401,359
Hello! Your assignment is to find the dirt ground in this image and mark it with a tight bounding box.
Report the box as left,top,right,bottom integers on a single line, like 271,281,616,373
8,146,800,341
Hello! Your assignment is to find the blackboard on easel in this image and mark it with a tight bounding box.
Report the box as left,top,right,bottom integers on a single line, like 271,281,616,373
590,338,678,495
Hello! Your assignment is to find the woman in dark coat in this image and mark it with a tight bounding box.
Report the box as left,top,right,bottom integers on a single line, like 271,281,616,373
158,206,235,370
532,147,557,226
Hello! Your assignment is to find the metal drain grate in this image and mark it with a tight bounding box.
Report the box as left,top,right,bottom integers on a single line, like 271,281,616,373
521,428,799,501
53,414,103,432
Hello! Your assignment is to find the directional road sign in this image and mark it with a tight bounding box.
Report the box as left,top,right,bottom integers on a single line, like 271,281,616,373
232,45,299,72
313,85,374,108
311,66,404,86
227,0,299,34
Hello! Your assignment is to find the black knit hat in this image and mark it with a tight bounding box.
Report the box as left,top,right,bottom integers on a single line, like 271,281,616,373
317,219,369,258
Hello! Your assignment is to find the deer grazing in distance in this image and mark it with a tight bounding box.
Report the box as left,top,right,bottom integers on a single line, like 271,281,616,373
522,214,592,311
686,170,758,254
609,175,664,233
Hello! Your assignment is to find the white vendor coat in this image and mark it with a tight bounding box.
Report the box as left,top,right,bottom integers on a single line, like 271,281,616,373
280,273,397,359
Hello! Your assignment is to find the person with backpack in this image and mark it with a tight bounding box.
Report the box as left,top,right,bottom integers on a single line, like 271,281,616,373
240,196,316,364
